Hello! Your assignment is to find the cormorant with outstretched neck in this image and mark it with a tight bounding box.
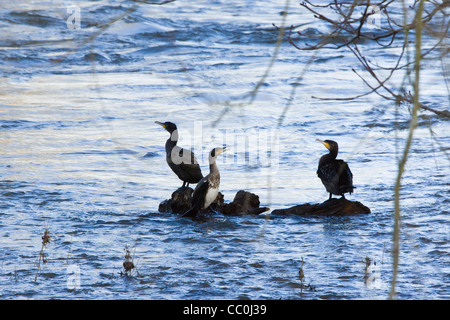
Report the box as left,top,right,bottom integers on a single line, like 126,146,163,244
183,146,227,217
155,121,203,188
316,139,354,200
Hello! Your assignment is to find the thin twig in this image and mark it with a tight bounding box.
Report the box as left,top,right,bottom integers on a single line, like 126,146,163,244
390,0,425,300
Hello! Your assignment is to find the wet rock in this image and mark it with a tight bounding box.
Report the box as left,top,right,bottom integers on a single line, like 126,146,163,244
158,187,193,214
270,198,370,216
158,188,269,216
221,190,270,215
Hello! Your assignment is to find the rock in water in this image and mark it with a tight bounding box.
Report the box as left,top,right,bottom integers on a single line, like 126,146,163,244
158,187,193,214
158,188,269,216
222,190,270,215
270,198,370,216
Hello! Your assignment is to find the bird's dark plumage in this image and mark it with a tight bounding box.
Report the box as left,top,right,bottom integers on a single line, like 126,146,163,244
316,139,354,200
156,121,203,188
183,146,227,218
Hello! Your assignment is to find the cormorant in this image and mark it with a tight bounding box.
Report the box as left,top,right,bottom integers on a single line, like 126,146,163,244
155,121,203,188
316,139,354,200
183,146,227,217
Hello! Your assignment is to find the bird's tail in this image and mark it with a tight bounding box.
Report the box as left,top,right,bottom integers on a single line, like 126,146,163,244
182,207,198,218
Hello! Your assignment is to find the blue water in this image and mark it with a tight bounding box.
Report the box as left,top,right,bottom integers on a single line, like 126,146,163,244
0,1,449,300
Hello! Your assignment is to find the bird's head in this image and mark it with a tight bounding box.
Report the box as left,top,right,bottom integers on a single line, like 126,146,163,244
316,139,338,153
209,146,228,164
155,121,177,134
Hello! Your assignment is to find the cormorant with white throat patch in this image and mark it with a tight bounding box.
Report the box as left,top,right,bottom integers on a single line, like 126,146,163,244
316,139,354,200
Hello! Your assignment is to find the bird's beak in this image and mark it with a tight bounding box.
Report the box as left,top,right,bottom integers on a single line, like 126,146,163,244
316,139,330,150
155,121,165,128
218,146,228,154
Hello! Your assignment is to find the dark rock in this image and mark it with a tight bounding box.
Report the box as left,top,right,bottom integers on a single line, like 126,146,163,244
221,190,270,215
158,187,193,214
158,188,269,216
270,197,370,216
158,189,368,217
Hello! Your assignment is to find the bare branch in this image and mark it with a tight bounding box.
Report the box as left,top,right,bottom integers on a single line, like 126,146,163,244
282,0,449,118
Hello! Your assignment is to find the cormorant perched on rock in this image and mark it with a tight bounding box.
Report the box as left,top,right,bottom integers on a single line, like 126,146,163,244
183,146,227,217
316,139,354,200
155,121,203,188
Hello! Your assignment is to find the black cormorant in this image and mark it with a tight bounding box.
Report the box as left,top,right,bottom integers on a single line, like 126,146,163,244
155,121,203,188
316,139,354,200
183,146,227,217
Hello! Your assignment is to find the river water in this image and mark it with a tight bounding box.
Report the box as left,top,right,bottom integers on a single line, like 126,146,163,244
0,0,448,300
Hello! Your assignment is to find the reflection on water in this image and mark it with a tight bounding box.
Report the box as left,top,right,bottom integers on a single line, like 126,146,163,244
0,0,448,299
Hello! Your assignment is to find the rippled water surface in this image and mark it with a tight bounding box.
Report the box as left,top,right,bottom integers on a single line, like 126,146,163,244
0,1,449,300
